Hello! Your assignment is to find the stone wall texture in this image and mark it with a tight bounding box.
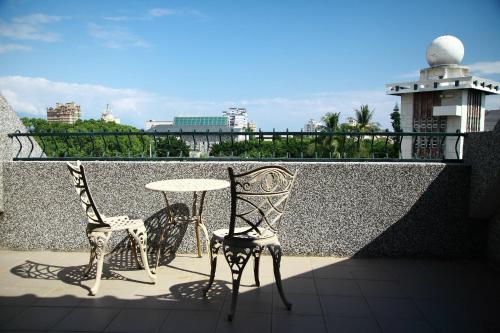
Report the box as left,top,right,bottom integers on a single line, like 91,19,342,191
463,125,500,268
0,94,43,214
0,161,472,258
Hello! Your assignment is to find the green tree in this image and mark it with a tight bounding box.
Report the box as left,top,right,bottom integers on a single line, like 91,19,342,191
20,118,188,158
321,112,340,132
390,103,402,132
354,104,374,131
390,103,402,158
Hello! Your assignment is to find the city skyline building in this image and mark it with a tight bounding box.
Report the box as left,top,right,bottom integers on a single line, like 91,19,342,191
222,107,249,129
146,115,242,156
46,102,81,124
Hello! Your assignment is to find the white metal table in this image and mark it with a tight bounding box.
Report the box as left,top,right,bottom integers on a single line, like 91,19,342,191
145,178,230,269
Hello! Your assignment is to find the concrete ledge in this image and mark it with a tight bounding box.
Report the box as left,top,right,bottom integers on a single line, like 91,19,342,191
0,161,472,258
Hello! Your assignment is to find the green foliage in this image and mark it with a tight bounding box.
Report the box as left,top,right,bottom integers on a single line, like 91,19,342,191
321,112,340,131
209,134,396,159
21,118,189,158
20,117,397,160
354,104,374,131
389,104,402,157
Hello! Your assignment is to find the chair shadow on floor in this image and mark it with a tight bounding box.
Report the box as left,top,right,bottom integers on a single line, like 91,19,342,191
137,279,230,306
9,206,190,293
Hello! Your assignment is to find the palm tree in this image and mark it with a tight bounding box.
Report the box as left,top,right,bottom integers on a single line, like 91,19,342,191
320,112,340,156
354,105,374,132
321,112,340,132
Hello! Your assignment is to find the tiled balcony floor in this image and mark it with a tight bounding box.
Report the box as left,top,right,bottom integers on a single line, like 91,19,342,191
0,250,499,333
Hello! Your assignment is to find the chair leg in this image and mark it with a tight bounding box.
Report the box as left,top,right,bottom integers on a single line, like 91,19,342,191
252,246,263,287
223,244,252,321
129,226,157,284
203,237,221,297
129,234,142,269
83,247,96,277
195,221,202,257
268,244,292,311
198,221,211,261
87,231,111,296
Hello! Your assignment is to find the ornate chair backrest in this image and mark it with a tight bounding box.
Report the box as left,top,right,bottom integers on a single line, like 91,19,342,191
66,161,110,228
227,166,297,239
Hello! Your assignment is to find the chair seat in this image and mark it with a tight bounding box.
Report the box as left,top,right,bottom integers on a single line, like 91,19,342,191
213,226,277,245
103,215,144,230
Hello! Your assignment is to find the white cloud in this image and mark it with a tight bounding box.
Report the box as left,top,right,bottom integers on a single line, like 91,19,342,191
149,8,177,17
0,43,32,53
12,14,63,24
468,60,500,75
0,13,63,42
0,76,411,130
104,7,204,21
88,23,150,49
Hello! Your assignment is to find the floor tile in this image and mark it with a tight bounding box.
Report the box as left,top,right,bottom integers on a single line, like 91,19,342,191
320,295,372,318
272,313,326,333
313,265,354,279
158,309,219,333
53,307,121,332
2,306,72,331
273,293,323,315
215,312,271,333
223,291,272,314
413,298,485,333
357,280,407,298
1,251,499,333
274,277,316,295
325,316,381,333
377,318,436,333
366,297,423,319
316,279,362,296
0,306,27,326
350,267,395,281
105,308,169,333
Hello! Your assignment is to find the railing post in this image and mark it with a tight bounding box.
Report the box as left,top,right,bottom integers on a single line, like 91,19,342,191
455,129,461,160
286,128,289,159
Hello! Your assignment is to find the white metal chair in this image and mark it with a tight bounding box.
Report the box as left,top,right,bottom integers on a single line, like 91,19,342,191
203,165,297,321
66,161,156,295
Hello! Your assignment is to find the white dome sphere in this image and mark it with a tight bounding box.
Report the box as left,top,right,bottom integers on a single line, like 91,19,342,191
426,35,464,67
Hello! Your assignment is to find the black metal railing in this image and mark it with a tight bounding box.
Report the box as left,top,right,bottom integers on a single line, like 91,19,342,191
7,130,465,161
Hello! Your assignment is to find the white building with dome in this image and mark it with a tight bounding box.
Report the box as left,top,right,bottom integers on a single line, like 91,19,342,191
386,35,499,159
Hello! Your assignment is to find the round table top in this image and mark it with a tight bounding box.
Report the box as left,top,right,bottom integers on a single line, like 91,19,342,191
145,178,230,192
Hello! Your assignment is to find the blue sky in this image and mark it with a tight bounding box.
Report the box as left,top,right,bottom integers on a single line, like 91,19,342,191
1,0,499,130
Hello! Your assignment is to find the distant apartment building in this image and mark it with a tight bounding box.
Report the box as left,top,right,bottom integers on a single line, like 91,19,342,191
247,121,257,132
346,117,358,128
147,116,242,155
145,120,173,130
145,107,258,156
303,119,321,132
485,109,500,131
223,107,250,129
47,102,81,124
